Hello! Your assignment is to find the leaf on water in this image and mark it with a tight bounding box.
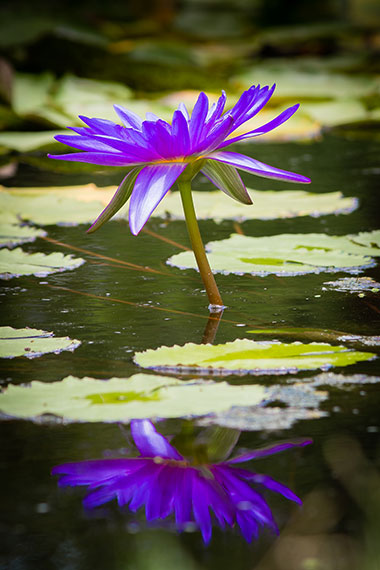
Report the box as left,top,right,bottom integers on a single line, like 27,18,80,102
0,326,81,359
0,248,85,279
323,276,380,295
154,189,358,221
12,72,55,116
0,131,67,152
0,221,46,248
198,372,380,431
301,99,371,127
168,232,380,276
0,374,265,423
134,338,375,375
247,327,380,349
0,186,358,227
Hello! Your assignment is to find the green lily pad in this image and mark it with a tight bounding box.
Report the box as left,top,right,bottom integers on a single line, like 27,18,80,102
0,248,85,279
0,222,46,248
323,277,380,295
0,374,265,423
301,99,371,127
0,186,358,228
0,326,81,359
12,72,55,117
153,189,358,221
168,231,380,276
234,61,380,100
0,131,67,153
133,338,375,376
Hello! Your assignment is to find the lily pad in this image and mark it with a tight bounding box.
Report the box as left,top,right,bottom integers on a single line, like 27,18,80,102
0,131,67,153
323,277,380,295
0,374,265,423
133,338,375,376
0,248,85,279
0,186,358,227
0,222,46,247
154,189,358,221
168,232,380,276
0,326,81,359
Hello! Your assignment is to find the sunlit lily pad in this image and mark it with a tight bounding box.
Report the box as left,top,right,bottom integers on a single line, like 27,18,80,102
134,339,375,375
0,131,67,152
0,222,46,247
154,189,358,221
0,248,85,279
168,232,380,276
0,374,265,423
0,186,358,227
323,277,380,295
0,326,81,358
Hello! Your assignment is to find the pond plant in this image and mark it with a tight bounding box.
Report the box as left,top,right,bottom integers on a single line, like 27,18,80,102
52,419,311,544
49,84,310,309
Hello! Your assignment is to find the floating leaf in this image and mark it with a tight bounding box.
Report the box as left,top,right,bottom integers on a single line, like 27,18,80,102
323,276,380,295
0,374,265,423
0,248,85,279
154,189,358,221
301,99,370,127
12,72,55,116
168,232,380,276
0,221,46,248
0,186,358,227
0,131,67,152
0,326,81,359
134,338,375,375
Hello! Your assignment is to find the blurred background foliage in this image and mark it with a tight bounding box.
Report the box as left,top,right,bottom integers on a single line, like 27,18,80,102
0,0,379,162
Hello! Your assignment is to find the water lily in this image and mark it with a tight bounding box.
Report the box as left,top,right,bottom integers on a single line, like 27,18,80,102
49,85,310,308
52,419,311,544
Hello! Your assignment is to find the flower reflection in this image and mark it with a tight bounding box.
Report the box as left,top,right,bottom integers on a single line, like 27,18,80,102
52,420,311,543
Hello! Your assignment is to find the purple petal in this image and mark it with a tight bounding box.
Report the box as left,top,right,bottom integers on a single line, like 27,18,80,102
142,119,174,159
217,104,300,149
129,162,188,235
130,419,184,460
172,109,191,156
51,458,139,486
206,90,226,124
206,151,311,184
192,471,213,543
236,511,260,542
195,114,234,155
113,105,143,129
189,92,209,148
226,438,312,464
78,116,121,137
47,151,139,166
243,472,302,505
174,467,194,526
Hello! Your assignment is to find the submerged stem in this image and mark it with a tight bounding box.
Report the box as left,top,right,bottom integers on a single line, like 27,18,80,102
178,179,224,310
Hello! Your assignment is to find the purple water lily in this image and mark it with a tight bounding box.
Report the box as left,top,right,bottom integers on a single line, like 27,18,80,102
49,84,310,308
52,420,311,543
49,84,310,236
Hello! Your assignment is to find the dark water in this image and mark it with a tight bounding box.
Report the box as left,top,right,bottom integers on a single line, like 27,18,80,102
1,134,380,569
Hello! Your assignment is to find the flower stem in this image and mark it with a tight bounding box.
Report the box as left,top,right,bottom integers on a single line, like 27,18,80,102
178,180,224,310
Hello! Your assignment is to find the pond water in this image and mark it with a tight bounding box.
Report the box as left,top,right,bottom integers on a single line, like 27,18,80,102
1,134,380,569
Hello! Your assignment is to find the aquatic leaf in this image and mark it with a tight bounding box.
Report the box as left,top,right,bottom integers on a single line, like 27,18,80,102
0,326,81,359
168,232,380,276
0,248,85,279
0,131,67,152
0,187,104,225
0,374,265,423
323,276,380,295
234,61,380,100
301,99,370,127
134,338,375,375
0,222,46,248
154,189,357,221
12,72,55,116
247,327,380,349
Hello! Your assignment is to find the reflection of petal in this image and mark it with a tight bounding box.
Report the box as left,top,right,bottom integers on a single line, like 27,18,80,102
52,420,311,544
226,438,312,464
131,419,184,460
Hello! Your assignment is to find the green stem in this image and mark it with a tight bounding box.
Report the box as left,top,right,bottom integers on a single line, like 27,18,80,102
178,179,224,309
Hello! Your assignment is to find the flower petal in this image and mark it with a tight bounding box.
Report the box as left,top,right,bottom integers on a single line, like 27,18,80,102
226,438,312,464
87,167,142,234
243,472,302,504
47,151,138,166
201,160,252,204
189,92,209,148
113,104,143,129
129,163,188,235
172,109,190,156
217,104,300,148
192,470,212,543
51,458,140,486
206,151,311,184
130,419,184,460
